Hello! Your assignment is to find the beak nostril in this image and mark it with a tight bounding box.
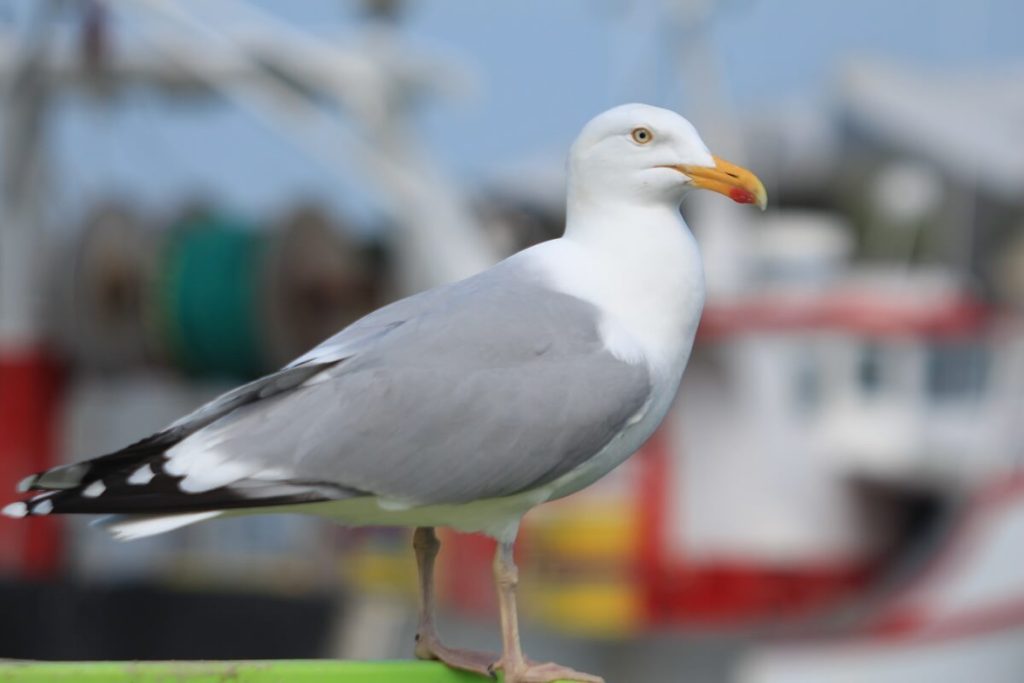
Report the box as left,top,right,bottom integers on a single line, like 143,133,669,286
725,172,739,179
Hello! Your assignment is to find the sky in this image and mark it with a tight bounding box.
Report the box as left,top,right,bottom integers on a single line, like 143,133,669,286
4,0,1024,229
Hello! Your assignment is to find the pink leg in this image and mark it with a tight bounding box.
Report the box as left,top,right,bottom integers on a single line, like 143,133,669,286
412,527,497,676
491,540,604,683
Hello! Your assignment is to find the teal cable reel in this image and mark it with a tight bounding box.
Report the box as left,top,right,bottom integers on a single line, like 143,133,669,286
153,214,268,380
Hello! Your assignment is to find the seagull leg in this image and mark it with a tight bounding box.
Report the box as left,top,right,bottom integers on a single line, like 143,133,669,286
412,527,497,676
491,540,604,683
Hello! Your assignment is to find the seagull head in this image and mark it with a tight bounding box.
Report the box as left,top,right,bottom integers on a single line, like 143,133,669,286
568,103,767,210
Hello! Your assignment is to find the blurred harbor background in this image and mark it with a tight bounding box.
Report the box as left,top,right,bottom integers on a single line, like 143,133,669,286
2,1,1024,681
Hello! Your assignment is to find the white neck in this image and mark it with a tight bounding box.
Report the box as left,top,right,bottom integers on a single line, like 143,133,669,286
530,195,706,378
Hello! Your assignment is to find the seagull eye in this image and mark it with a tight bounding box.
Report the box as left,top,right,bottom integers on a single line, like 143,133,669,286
631,127,653,144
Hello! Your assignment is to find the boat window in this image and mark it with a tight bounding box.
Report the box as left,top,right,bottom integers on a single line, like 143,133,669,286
858,342,884,394
927,341,988,400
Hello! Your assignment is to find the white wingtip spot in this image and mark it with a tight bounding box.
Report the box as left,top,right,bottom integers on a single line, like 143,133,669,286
82,480,106,498
127,464,155,485
16,475,36,493
2,502,28,518
32,499,54,515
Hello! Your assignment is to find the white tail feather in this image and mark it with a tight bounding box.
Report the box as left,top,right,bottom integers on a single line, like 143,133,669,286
94,511,223,541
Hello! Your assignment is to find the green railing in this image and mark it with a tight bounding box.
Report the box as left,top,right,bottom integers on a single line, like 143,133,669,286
0,660,562,682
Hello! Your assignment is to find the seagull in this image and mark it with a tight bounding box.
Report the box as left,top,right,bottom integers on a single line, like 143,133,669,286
3,103,765,683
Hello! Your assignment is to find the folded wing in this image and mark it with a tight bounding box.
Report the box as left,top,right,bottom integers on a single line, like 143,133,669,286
9,259,651,519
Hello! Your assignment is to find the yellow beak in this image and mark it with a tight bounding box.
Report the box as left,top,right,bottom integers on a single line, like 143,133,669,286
666,155,767,210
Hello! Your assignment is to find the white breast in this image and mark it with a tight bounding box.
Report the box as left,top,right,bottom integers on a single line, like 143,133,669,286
518,205,706,379
514,206,707,500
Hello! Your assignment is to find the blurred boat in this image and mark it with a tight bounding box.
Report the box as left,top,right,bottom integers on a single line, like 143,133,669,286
738,476,1024,683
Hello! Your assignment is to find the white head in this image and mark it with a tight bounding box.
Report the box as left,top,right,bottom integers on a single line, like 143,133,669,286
567,103,766,211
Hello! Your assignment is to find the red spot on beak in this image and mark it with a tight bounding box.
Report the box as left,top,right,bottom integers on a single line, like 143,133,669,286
729,187,756,205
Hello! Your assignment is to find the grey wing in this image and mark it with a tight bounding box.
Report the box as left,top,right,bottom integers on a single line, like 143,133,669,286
167,263,652,504
18,260,651,513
